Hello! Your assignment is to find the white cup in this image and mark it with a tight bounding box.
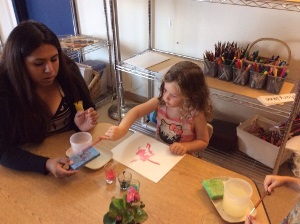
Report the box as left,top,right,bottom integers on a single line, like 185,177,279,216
70,132,92,155
222,178,253,218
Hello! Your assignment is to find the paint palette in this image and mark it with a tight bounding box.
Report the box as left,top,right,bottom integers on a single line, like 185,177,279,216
66,147,112,170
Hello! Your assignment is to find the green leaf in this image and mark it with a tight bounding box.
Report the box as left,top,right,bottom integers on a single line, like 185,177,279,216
111,197,125,211
134,208,148,223
122,209,134,224
103,213,117,224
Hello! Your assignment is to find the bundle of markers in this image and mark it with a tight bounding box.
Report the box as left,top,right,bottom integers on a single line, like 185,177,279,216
232,59,252,85
246,52,288,78
234,59,252,72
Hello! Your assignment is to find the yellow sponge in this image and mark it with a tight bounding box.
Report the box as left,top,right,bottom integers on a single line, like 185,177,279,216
202,178,224,200
74,101,84,112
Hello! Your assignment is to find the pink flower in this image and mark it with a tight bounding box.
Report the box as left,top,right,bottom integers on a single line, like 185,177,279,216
116,215,122,221
126,186,140,203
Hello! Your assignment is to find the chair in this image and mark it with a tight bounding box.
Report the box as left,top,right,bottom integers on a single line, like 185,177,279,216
194,123,214,158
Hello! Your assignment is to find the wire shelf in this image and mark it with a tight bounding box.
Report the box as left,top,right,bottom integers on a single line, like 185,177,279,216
116,49,294,118
194,0,300,12
211,92,293,118
59,35,109,60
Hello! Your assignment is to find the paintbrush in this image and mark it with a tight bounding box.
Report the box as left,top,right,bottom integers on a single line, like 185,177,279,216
80,136,107,153
249,191,269,215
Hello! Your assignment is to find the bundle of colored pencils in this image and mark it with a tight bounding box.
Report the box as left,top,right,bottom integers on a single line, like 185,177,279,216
248,114,300,147
203,41,249,64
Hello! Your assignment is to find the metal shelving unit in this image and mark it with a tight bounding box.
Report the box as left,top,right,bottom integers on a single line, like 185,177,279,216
66,0,114,108
194,0,300,12
110,0,300,175
60,36,109,60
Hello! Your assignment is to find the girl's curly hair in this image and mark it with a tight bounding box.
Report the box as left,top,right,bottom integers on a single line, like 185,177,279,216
158,61,213,121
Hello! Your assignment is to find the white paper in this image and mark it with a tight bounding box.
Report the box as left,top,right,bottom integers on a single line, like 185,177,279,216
123,51,170,69
111,132,184,183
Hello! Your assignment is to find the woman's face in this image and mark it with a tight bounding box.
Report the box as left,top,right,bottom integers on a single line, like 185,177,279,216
24,44,59,87
162,81,184,108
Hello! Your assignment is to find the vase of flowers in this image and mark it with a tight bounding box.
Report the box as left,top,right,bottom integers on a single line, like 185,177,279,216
103,186,148,224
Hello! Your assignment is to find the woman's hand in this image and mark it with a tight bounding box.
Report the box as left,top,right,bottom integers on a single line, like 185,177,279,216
46,157,77,178
104,125,127,140
75,107,99,131
169,142,188,155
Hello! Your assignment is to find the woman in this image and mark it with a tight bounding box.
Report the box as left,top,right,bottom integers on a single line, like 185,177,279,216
0,20,99,178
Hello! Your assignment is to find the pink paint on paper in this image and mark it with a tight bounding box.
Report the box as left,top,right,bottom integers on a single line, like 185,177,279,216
130,143,160,165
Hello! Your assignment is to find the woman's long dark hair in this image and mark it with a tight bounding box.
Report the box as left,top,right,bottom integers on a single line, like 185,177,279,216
0,20,89,143
158,61,213,121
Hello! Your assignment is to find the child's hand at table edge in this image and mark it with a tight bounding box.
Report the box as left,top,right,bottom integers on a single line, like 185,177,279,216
169,142,188,155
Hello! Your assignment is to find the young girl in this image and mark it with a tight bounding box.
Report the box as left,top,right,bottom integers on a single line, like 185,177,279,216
104,61,213,155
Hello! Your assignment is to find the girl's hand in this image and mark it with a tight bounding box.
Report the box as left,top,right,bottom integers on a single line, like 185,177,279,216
245,215,259,224
46,157,77,178
264,175,286,193
169,142,188,155
75,107,99,131
104,125,127,140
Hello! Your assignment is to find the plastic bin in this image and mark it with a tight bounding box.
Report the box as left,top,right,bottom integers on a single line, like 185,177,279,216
237,115,289,168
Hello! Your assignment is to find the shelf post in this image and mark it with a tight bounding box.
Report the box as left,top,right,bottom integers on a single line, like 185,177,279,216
273,81,300,174
108,0,137,121
102,0,115,103
69,0,84,62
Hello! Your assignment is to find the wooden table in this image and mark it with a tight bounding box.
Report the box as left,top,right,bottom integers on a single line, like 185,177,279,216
0,123,269,224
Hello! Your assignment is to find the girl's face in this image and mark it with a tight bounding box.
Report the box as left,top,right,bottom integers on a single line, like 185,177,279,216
24,44,59,87
162,81,184,108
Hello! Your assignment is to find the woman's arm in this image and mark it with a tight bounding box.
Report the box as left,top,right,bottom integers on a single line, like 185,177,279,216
0,142,49,174
62,57,98,131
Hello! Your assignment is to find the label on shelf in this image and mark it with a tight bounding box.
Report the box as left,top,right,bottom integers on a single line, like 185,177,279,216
257,93,295,106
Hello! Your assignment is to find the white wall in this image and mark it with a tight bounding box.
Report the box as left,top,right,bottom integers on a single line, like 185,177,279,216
0,0,17,44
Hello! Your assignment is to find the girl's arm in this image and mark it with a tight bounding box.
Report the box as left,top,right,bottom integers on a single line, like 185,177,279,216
264,175,300,192
169,112,209,155
105,97,159,140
